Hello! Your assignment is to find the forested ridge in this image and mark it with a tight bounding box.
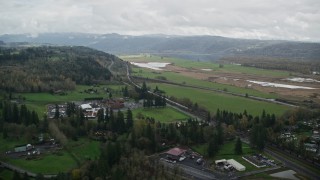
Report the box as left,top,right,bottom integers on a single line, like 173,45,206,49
0,46,116,92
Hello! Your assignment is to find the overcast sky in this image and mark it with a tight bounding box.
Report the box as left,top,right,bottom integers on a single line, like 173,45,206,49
0,0,319,41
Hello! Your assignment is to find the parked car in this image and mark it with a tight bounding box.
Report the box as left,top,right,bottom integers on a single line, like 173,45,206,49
196,158,203,165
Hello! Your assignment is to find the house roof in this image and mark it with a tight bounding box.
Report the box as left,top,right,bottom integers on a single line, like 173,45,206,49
80,104,92,109
166,147,186,156
215,159,227,164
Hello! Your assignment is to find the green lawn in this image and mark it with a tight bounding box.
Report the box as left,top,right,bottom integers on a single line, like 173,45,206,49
132,107,190,123
17,84,125,115
149,83,290,116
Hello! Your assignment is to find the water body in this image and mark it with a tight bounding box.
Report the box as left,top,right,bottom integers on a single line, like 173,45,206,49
201,69,212,71
285,77,320,83
247,80,317,89
130,62,170,70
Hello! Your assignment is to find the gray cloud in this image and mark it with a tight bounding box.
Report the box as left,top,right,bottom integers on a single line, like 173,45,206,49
0,0,319,41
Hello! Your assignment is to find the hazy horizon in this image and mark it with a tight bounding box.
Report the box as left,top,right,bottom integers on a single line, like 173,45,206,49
1,0,320,42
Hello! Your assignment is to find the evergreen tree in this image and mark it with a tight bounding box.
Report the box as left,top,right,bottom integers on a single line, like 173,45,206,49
54,104,60,119
31,110,39,125
117,110,125,133
250,124,266,151
216,121,224,145
216,109,221,121
13,171,21,180
97,109,104,124
123,86,129,97
12,103,19,124
234,137,243,155
23,172,29,180
20,104,28,125
208,135,219,157
140,81,148,99
207,112,211,122
66,102,75,117
130,129,136,147
104,107,109,123
126,108,133,130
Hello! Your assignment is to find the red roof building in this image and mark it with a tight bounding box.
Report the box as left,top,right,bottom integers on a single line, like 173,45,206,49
166,147,187,157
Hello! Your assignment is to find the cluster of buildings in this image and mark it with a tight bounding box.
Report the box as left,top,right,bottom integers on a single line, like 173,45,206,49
215,159,246,171
47,98,126,119
279,129,320,155
163,147,246,172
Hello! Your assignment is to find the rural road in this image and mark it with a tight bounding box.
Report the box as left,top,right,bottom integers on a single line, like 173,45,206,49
264,148,320,180
160,159,218,180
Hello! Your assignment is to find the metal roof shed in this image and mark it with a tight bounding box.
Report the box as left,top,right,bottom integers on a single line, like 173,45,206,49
227,159,246,171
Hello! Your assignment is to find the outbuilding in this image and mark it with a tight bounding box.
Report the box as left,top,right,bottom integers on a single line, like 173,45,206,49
227,159,246,171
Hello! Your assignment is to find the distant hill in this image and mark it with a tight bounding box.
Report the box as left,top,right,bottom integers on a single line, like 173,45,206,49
1,33,319,61
0,46,118,92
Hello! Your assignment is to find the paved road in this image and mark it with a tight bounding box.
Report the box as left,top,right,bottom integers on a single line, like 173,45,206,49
160,159,218,180
264,148,320,180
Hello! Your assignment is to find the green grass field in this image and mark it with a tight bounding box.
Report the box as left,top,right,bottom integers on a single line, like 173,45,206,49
17,84,125,116
8,151,77,174
132,67,277,99
132,107,190,123
123,55,291,77
3,138,101,174
149,83,290,116
68,138,100,162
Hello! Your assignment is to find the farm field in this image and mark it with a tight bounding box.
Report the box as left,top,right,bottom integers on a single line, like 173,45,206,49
132,107,190,123
7,151,78,174
149,83,290,116
131,67,277,99
3,138,100,174
122,55,292,77
16,84,125,115
125,55,320,103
